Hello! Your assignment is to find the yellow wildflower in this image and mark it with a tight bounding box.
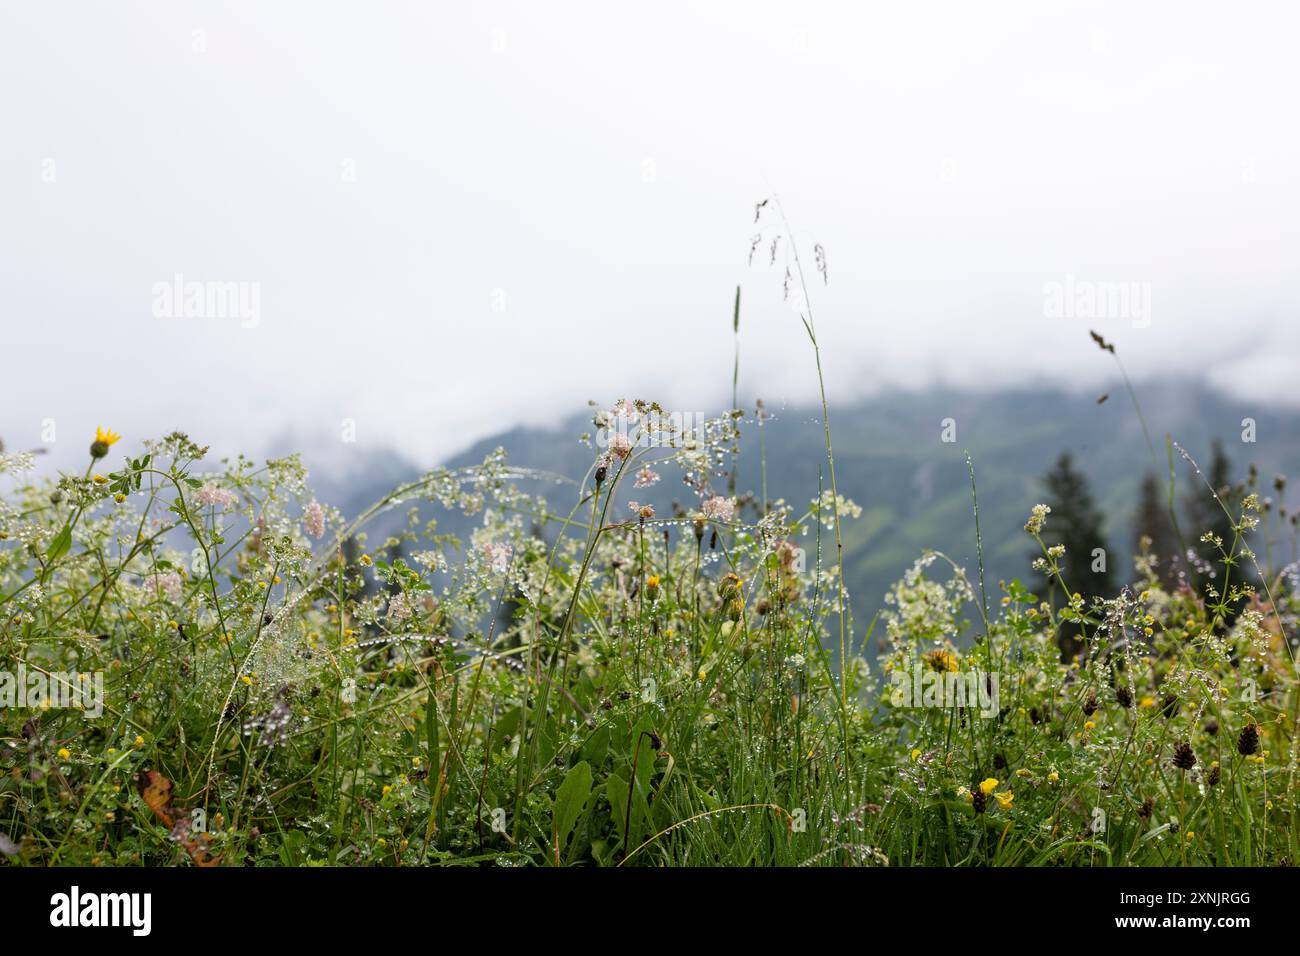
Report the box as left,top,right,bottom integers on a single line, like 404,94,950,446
924,648,959,673
91,427,121,458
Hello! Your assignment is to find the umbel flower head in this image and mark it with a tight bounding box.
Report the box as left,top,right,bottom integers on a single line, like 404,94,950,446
90,427,121,459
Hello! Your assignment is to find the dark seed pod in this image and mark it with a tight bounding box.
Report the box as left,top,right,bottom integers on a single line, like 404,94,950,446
1207,764,1221,787
1172,741,1196,771
1115,685,1133,709
1137,796,1154,820
1237,722,1260,756
971,786,986,814
1083,691,1098,717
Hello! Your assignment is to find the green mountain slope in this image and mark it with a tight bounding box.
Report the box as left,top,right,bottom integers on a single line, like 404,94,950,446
317,382,1300,637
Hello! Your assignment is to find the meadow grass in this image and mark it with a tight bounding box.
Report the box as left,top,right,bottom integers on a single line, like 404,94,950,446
1,220,1297,867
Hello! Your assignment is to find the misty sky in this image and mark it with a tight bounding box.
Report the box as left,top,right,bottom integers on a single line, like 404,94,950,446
3,1,1299,475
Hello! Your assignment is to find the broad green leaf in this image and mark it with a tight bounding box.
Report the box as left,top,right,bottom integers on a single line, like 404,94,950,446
553,760,593,858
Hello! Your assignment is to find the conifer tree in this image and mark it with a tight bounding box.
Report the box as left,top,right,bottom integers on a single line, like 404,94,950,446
1134,470,1178,586
1033,451,1113,659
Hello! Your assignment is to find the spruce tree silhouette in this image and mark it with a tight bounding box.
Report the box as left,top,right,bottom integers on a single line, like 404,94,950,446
1134,470,1178,587
1033,451,1113,660
1182,439,1240,624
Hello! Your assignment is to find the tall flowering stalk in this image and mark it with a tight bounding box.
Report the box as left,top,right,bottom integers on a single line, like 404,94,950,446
771,196,851,725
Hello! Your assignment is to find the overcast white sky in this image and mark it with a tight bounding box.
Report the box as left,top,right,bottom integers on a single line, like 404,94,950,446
3,1,1299,473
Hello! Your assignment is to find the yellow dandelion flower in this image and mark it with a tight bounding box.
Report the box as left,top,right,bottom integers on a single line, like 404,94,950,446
978,778,999,795
91,427,121,457
994,790,1014,809
923,648,959,673
1047,771,1059,782
910,748,922,762
57,747,71,760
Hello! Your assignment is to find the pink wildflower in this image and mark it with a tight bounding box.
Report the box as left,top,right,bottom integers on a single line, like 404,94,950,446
302,500,325,540
607,431,633,461
482,542,512,574
148,571,183,602
387,592,412,624
701,496,736,522
634,466,660,489
194,484,237,509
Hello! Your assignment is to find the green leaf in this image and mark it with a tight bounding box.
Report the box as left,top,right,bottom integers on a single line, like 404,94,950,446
553,760,593,859
606,772,630,846
47,525,72,563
